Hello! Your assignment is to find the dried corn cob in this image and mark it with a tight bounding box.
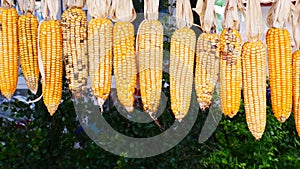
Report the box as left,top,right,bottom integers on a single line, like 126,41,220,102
242,41,266,140
0,7,19,100
266,28,292,123
138,20,163,114
62,7,88,95
170,28,196,120
293,50,300,137
113,22,136,112
18,13,39,94
195,33,220,110
39,20,63,116
88,18,113,109
219,28,242,118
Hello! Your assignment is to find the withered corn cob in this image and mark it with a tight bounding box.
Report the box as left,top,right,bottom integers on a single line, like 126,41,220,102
0,7,18,99
113,22,137,112
242,41,266,140
88,18,113,108
293,50,300,137
138,20,163,114
18,13,39,94
62,8,88,94
219,28,242,118
170,28,196,120
266,28,292,123
39,20,63,116
195,33,220,110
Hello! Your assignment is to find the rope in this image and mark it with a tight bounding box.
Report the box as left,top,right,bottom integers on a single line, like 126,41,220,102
110,0,136,22
86,0,110,18
176,0,193,29
144,0,159,20
245,0,263,42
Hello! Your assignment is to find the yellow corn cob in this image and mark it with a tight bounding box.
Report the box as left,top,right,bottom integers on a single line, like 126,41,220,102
0,7,18,99
88,18,113,109
39,20,63,116
219,28,242,118
195,33,220,110
137,20,163,114
62,8,88,94
170,28,196,120
293,50,300,137
113,22,137,112
266,28,292,123
242,41,266,140
18,13,39,94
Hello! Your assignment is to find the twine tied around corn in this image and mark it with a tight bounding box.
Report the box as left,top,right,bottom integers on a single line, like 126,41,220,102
17,0,35,14
291,1,300,50
222,0,245,30
144,0,159,20
1,0,14,8
86,0,110,18
193,0,217,33
175,0,193,29
110,0,136,22
266,0,292,29
64,0,85,9
245,0,264,42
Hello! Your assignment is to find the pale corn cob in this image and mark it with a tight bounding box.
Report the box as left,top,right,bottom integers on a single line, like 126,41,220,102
62,8,88,94
242,40,266,140
113,22,137,112
18,13,39,94
170,28,196,120
137,20,163,114
219,28,242,118
39,20,63,116
293,50,300,137
195,33,220,110
88,18,113,108
266,28,292,123
0,7,19,100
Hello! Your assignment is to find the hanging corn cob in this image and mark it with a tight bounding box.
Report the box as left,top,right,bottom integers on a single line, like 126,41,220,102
266,0,293,123
219,0,243,118
193,0,220,110
170,0,195,120
62,0,88,96
137,0,163,115
110,0,137,112
17,0,39,94
0,0,19,99
242,0,266,140
86,0,112,111
39,0,63,116
291,1,300,137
